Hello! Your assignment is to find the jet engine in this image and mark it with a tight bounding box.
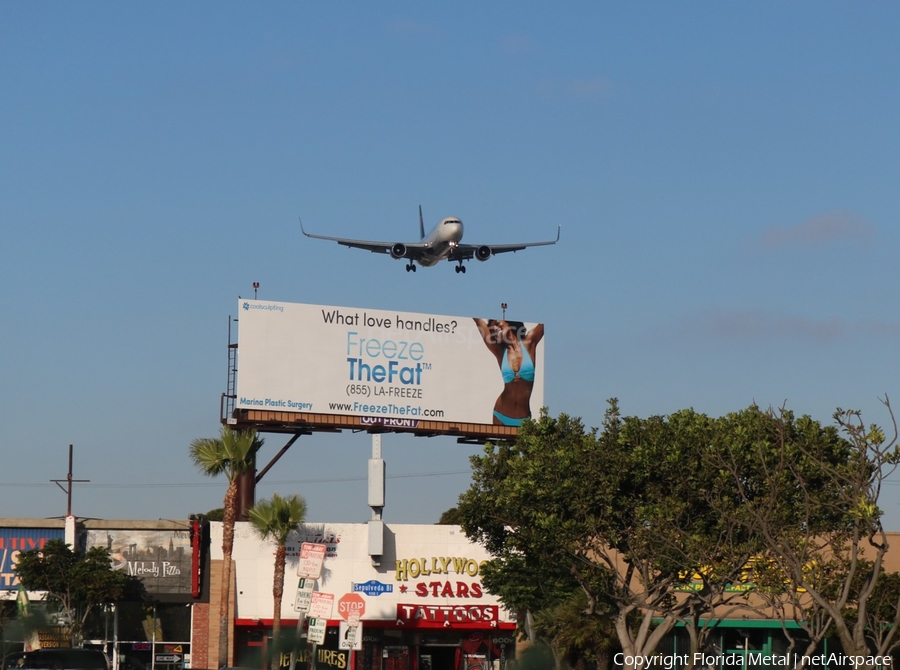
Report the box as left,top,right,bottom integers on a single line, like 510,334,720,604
390,243,407,259
475,245,493,261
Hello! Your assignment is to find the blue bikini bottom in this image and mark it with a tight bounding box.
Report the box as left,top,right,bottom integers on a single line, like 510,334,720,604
493,410,529,427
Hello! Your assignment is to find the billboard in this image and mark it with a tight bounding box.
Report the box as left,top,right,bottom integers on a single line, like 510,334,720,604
84,529,193,596
0,528,65,589
235,300,544,428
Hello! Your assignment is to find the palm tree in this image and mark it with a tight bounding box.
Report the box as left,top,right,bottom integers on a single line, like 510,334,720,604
249,493,308,667
248,493,306,668
189,426,263,667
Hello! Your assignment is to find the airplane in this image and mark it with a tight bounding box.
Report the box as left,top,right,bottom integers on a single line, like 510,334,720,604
300,206,560,273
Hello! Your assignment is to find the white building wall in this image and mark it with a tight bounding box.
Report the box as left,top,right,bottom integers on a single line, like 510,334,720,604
209,522,512,624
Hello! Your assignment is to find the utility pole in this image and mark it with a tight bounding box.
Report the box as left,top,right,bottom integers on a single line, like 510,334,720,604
51,444,89,546
51,444,90,516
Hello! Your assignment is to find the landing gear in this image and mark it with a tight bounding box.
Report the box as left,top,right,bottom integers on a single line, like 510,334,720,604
405,262,417,272
455,263,467,274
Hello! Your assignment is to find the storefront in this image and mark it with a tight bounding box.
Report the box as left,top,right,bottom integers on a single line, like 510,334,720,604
0,518,202,670
80,520,202,670
355,623,516,670
217,522,517,670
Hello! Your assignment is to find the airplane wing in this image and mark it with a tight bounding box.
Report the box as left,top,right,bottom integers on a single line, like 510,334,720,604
449,225,561,261
299,219,428,257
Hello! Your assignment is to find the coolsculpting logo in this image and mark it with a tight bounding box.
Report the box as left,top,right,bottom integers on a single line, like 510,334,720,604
243,302,284,313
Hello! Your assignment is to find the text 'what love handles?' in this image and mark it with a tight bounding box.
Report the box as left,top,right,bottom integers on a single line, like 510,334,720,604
322,309,460,335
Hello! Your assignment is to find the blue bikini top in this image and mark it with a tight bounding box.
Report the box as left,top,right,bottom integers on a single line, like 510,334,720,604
500,339,535,383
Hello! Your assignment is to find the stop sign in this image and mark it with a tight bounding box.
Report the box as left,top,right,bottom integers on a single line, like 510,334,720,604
337,593,366,620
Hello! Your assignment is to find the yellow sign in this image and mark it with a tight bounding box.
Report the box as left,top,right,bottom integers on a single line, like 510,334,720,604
395,557,488,581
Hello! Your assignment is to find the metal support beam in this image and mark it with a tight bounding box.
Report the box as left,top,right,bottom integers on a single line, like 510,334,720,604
368,433,385,565
234,432,308,520
256,432,307,483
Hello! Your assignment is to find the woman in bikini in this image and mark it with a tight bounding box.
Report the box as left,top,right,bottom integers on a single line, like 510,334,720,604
473,318,544,426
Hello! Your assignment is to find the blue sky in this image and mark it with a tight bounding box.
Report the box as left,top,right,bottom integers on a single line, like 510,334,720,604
3,4,900,527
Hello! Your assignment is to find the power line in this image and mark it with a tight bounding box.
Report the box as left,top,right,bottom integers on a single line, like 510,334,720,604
0,469,472,490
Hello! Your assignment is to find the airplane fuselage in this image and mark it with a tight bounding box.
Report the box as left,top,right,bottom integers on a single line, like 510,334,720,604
299,207,558,273
416,217,464,267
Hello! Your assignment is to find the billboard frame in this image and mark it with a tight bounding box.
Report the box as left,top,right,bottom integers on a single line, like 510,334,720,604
220,301,534,444
222,404,517,443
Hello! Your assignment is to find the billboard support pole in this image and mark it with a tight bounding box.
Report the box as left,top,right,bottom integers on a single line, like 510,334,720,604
368,434,385,564
372,432,381,460
369,434,384,520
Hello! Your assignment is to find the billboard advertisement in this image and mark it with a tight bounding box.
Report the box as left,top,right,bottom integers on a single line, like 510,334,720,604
0,528,65,589
235,300,544,428
84,529,193,596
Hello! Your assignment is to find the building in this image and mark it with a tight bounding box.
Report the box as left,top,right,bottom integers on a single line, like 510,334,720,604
1,517,517,670
194,521,517,670
0,517,201,670
12,514,897,670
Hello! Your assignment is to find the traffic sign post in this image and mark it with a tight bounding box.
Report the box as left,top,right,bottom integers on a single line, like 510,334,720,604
290,592,334,670
336,591,365,666
297,542,327,579
346,610,360,650
337,593,365,621
338,620,362,651
288,610,307,670
289,578,318,670
348,608,360,644
294,577,315,613
293,544,329,670
307,617,327,645
308,592,334,620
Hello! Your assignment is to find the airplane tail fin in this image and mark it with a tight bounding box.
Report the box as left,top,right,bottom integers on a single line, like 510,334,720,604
419,205,425,240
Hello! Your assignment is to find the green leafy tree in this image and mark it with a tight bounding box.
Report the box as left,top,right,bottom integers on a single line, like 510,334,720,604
474,539,615,670
459,404,763,670
190,426,263,666
14,539,143,646
532,590,618,670
845,565,900,654
248,493,308,668
713,400,900,666
436,507,463,525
